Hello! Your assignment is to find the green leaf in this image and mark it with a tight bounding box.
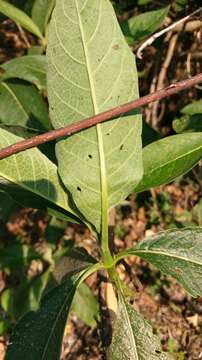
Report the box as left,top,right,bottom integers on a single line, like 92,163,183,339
53,247,97,283
116,228,202,297
0,80,50,131
71,282,99,328
173,114,202,133
134,133,202,193
181,99,202,116
1,267,51,320
0,243,40,271
0,128,79,222
121,6,169,45
173,100,202,134
0,0,43,39
5,268,93,360
192,200,202,226
0,190,16,220
108,289,170,359
32,0,55,34
1,55,46,90
47,0,142,232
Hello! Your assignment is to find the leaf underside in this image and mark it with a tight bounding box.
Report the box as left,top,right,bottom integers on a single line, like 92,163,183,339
108,291,170,360
121,228,202,297
47,0,142,232
0,128,78,220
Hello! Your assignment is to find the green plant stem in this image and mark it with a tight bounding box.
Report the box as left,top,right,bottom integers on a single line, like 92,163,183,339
96,124,113,267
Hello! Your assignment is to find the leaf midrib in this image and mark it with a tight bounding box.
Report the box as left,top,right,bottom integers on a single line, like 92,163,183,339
145,143,202,178
1,82,28,118
120,293,139,359
41,284,75,360
75,0,108,232
124,249,202,267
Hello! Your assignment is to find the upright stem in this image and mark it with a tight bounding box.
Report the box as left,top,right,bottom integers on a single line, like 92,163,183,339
96,124,113,267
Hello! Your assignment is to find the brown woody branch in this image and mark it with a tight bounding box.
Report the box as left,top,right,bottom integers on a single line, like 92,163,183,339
0,73,202,160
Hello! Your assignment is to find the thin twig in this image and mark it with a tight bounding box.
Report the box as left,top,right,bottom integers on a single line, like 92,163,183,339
137,7,202,59
151,33,179,128
0,74,202,160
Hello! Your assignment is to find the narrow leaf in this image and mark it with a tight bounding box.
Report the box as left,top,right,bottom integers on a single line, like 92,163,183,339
108,290,170,359
1,55,46,90
181,99,202,116
0,0,43,39
117,228,202,297
5,269,91,360
134,133,202,193
121,6,169,45
53,247,97,283
0,80,50,131
32,0,55,34
47,0,142,232
173,114,202,133
71,282,99,328
0,243,40,270
0,128,79,222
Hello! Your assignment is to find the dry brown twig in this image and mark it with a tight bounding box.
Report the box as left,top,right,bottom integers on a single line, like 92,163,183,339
0,74,201,160
136,7,202,59
151,33,179,128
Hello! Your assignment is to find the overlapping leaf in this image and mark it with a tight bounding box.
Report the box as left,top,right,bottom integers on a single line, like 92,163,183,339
116,228,202,297
108,290,170,360
1,55,46,90
47,0,142,232
0,80,50,131
0,128,79,222
71,282,99,328
32,0,55,35
134,133,202,193
5,270,90,360
0,0,43,39
121,6,169,45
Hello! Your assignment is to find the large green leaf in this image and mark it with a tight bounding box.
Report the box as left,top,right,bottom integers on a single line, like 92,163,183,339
1,55,46,90
0,0,43,39
115,228,202,297
108,289,170,360
47,0,142,232
121,6,169,45
5,267,96,360
32,0,55,35
0,80,50,131
0,128,79,222
134,133,202,193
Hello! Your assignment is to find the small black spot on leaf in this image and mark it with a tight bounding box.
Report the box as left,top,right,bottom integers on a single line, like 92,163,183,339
77,186,81,192
155,350,161,354
88,154,92,159
120,144,124,150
